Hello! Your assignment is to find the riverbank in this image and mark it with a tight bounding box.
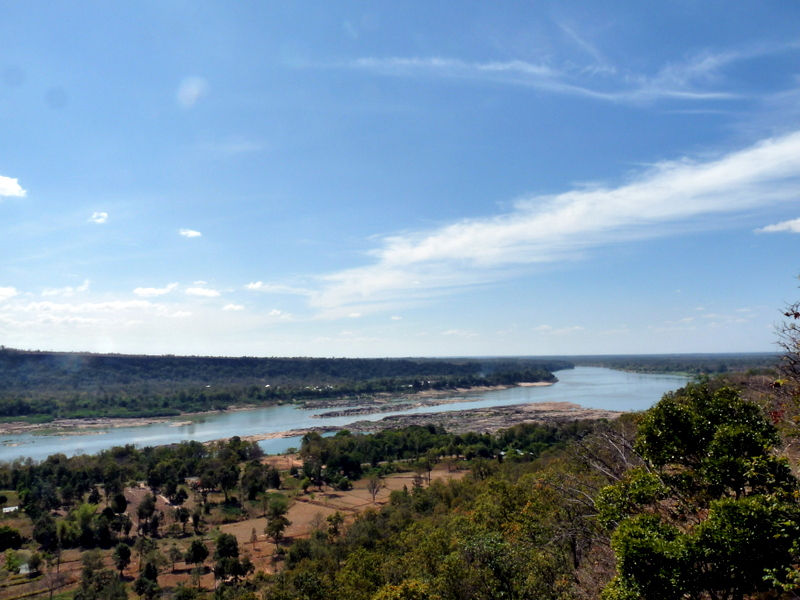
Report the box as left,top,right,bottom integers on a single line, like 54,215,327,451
0,382,555,437
309,383,555,418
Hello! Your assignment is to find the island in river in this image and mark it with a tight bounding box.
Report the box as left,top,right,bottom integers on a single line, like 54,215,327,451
229,400,623,445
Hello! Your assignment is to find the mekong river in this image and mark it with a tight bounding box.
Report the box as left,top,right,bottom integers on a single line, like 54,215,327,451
0,367,689,462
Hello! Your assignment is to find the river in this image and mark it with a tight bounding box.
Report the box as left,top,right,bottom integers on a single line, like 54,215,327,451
0,367,689,462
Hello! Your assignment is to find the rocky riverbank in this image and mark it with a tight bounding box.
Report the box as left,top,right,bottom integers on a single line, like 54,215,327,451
230,401,622,445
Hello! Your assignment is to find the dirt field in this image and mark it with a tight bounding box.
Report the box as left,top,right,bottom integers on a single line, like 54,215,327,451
217,464,466,576
3,462,468,597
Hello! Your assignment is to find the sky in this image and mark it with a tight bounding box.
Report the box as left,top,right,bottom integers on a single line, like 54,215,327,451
2,1,800,358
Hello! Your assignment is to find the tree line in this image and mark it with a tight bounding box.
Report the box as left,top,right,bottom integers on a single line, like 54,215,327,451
0,348,569,421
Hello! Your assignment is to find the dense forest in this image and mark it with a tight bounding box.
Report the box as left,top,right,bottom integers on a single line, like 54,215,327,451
0,349,570,421
569,352,777,375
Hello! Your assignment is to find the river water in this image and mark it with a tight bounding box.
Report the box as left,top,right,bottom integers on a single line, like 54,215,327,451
0,367,689,463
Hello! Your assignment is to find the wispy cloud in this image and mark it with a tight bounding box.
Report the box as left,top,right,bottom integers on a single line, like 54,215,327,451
134,283,179,298
534,324,585,335
6,300,164,314
0,175,26,197
88,212,108,224
42,280,90,297
179,229,202,238
223,304,244,311
245,281,312,295
197,139,263,155
307,130,800,315
347,44,799,104
442,329,478,337
185,287,220,297
0,298,181,331
755,217,800,233
0,287,18,301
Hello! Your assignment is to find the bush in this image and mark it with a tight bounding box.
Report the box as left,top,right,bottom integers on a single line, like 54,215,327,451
0,526,22,551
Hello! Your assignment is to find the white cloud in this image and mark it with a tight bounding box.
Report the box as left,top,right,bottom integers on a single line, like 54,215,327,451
42,280,90,297
179,229,202,238
348,312,362,318
0,287,18,301
391,316,402,320
170,311,192,318
88,212,108,224
0,175,26,197
134,283,178,298
309,130,800,314
185,287,220,297
177,77,208,108
755,217,800,233
223,304,244,311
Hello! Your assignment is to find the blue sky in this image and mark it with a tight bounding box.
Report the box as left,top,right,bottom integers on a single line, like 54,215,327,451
2,1,800,357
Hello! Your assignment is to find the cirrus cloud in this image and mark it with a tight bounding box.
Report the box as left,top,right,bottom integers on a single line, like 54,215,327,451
179,229,202,238
307,129,800,315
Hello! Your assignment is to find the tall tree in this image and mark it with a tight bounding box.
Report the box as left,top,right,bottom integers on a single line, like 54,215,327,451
598,383,800,600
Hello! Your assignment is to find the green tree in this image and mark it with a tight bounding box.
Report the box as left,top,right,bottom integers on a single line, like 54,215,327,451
599,384,800,600
0,525,23,551
265,496,292,550
184,538,209,570
168,544,183,572
112,543,131,577
75,550,127,600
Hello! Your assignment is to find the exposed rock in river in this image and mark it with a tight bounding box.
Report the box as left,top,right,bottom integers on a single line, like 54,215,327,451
233,401,621,445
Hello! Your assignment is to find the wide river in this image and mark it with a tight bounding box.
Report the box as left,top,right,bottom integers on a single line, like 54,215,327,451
0,367,689,463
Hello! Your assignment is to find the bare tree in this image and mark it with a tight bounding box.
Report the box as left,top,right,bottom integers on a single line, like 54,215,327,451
778,292,800,385
43,567,69,600
366,474,382,504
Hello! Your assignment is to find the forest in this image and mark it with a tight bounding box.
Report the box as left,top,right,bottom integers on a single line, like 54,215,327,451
0,350,569,421
567,353,777,376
